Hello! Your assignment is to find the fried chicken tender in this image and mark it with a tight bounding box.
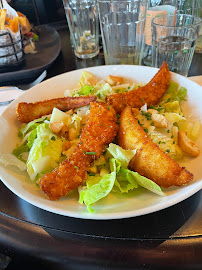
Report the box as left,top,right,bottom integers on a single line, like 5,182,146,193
16,95,97,123
106,62,170,114
39,102,118,200
117,107,193,188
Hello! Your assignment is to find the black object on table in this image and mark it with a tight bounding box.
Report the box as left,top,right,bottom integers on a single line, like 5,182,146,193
0,25,61,87
0,24,202,270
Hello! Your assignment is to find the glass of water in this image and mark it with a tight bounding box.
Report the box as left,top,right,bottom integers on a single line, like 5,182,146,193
98,0,147,65
63,0,99,59
151,14,201,76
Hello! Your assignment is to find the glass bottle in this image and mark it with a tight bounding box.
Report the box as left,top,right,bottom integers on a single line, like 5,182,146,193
143,0,178,66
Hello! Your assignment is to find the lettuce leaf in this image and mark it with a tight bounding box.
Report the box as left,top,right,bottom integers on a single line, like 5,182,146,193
164,112,185,123
96,83,113,101
115,168,138,193
176,87,187,102
161,101,182,114
160,81,179,104
79,158,117,212
13,144,30,160
160,81,187,105
79,144,164,212
130,171,165,196
27,129,37,149
107,143,136,169
0,153,27,171
115,167,164,196
26,123,63,180
79,71,95,86
77,85,95,96
18,117,46,138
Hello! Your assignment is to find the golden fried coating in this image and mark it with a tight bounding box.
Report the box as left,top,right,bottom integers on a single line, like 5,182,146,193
117,107,193,188
39,102,118,200
106,62,170,114
16,95,97,123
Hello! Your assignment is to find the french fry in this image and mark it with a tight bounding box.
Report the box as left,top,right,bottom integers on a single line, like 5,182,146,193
0,9,7,30
12,16,19,33
0,9,31,34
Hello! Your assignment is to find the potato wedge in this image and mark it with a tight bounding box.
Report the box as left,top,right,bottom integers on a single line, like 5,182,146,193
117,106,193,188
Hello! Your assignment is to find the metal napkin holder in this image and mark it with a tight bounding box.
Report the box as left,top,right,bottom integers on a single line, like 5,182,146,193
0,29,25,73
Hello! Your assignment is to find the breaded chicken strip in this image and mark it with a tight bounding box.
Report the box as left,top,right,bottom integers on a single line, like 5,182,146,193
16,95,97,123
39,102,118,200
106,62,170,114
117,107,193,188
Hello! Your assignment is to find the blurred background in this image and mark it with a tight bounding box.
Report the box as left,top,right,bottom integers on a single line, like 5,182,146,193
7,0,66,25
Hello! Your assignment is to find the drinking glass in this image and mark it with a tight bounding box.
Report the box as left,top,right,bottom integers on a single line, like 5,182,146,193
152,14,201,76
63,0,99,59
177,0,202,54
98,0,147,65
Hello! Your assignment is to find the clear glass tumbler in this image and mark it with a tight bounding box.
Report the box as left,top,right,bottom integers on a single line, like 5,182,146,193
63,0,99,59
177,0,202,54
152,14,201,76
98,0,147,65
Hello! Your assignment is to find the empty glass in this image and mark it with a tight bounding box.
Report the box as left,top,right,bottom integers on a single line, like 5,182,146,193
63,0,99,59
152,14,201,76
